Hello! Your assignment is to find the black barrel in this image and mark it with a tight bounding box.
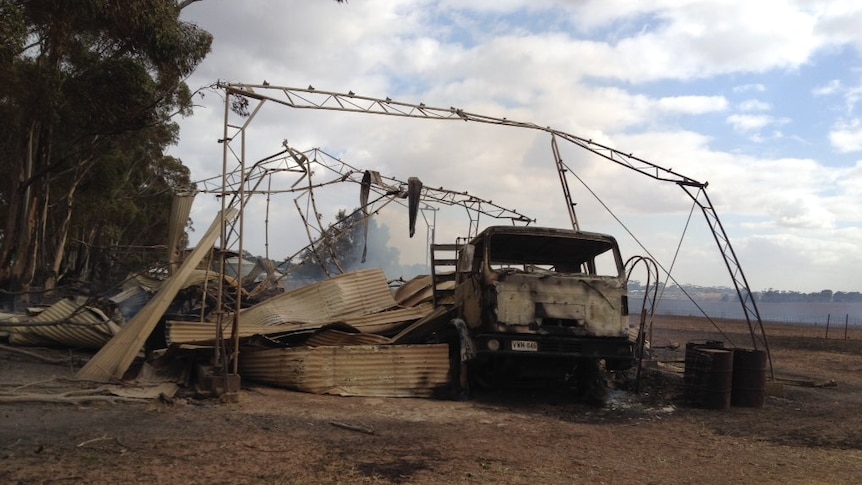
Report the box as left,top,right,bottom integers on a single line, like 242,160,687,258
686,348,734,409
731,348,768,408
684,340,725,403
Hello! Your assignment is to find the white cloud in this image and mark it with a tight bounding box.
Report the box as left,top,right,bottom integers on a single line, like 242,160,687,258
171,0,862,292
733,83,766,94
726,114,788,134
656,95,728,114
599,1,825,81
766,196,836,229
739,232,862,291
846,83,862,112
812,1,862,52
813,79,843,96
738,99,771,112
830,119,862,153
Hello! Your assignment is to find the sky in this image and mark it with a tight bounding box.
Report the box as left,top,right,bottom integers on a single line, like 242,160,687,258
170,0,862,293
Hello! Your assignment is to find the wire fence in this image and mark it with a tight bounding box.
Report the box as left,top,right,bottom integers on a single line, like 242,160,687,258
652,308,862,340
761,313,862,340
645,298,862,341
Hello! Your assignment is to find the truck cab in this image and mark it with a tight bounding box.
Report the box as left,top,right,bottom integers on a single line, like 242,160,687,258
448,226,634,388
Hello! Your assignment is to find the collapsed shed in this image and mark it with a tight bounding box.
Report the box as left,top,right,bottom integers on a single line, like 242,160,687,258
179,267,453,397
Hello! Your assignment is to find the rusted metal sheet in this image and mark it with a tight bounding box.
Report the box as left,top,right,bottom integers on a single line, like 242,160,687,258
109,270,230,322
119,269,231,295
165,304,433,346
306,328,392,347
238,268,396,326
165,320,266,346
0,312,18,339
391,305,456,344
77,208,239,382
7,327,52,346
337,303,432,334
167,193,195,275
393,275,454,308
181,269,237,289
239,344,451,397
394,275,432,306
110,285,151,323
9,299,119,349
129,273,164,292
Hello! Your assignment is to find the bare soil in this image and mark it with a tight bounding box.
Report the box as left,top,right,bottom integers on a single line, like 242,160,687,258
3,316,862,484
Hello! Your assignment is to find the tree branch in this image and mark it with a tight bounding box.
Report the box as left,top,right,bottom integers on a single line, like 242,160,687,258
178,0,206,10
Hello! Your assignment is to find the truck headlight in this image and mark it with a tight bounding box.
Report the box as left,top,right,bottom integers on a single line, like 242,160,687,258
487,339,500,351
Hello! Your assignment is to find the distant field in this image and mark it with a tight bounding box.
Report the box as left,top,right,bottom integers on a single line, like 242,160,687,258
636,298,862,326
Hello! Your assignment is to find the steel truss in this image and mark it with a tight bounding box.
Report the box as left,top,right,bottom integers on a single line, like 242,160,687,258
212,82,772,378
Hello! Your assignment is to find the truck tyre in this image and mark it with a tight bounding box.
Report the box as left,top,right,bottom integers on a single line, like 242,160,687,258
576,359,609,407
605,358,634,371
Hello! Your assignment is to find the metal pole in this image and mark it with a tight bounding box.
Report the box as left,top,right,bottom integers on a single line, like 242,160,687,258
230,126,247,375
213,85,232,369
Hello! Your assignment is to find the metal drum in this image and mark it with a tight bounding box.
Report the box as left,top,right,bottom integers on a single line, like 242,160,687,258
686,347,734,410
684,340,725,405
731,348,768,408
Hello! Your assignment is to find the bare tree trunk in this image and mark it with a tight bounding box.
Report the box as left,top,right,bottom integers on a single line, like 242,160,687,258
0,186,23,283
8,194,39,303
0,123,37,285
77,225,98,283
44,187,70,293
44,160,92,293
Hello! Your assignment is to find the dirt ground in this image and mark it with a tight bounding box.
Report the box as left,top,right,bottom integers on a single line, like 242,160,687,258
2,316,862,485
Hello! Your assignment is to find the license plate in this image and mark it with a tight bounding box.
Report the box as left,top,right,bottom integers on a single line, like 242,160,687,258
511,340,538,352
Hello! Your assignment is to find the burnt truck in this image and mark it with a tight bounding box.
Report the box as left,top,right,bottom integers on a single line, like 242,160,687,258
431,225,635,395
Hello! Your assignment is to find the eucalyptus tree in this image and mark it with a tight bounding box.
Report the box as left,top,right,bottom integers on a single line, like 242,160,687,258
0,0,211,297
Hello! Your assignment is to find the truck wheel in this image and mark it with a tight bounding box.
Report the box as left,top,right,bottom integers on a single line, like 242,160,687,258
576,359,608,407
468,357,504,390
605,358,634,371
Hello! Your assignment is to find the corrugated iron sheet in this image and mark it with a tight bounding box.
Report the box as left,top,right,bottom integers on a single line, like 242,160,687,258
165,303,433,346
221,256,262,281
118,269,231,296
238,344,451,397
9,299,119,349
306,329,392,347
165,319,270,346
0,312,20,339
394,275,433,306
7,328,53,346
337,303,432,334
391,305,455,344
181,269,237,289
167,193,195,274
110,284,145,305
110,285,151,322
127,273,163,293
237,268,395,326
76,208,240,382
